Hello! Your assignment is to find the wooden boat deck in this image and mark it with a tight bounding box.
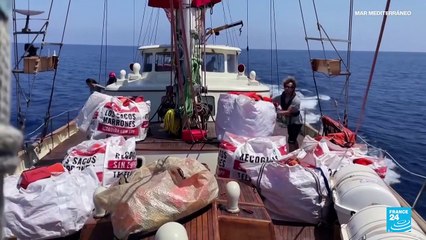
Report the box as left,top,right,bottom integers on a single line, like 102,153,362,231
78,178,339,240
38,122,290,166
38,122,336,240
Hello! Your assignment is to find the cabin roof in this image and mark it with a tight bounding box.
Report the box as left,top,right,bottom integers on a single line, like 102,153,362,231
138,44,241,53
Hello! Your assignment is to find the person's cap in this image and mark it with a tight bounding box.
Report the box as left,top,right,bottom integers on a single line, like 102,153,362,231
109,72,116,78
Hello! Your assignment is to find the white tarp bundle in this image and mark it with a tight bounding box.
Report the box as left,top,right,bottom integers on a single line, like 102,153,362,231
76,92,150,141
216,132,287,181
63,136,137,187
215,93,276,141
4,168,99,240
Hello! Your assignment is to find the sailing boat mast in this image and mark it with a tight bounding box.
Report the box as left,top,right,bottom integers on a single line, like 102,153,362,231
149,0,217,128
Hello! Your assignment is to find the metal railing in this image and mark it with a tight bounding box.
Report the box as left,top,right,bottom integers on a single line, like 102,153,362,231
357,135,426,210
24,108,80,143
301,108,426,212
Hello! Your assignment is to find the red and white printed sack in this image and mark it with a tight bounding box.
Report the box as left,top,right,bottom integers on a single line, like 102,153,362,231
62,136,137,187
77,92,150,141
216,132,287,181
92,96,150,141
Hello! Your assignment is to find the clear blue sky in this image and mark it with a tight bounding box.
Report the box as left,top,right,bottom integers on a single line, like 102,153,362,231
12,0,426,52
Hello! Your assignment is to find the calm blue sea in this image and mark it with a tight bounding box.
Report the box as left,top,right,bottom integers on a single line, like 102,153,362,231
10,44,426,218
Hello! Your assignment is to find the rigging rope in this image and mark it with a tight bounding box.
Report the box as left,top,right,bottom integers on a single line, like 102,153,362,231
245,0,250,72
298,0,355,124
271,0,280,96
220,1,229,45
269,0,272,89
142,7,154,46
311,0,327,65
225,1,239,48
355,0,391,134
133,0,136,51
98,0,108,84
298,0,323,117
41,0,72,139
12,0,53,132
153,9,160,43
135,0,147,61
357,135,426,180
146,9,160,44
11,1,22,130
343,0,354,126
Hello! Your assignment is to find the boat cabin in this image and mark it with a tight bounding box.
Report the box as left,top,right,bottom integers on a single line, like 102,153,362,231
138,44,242,74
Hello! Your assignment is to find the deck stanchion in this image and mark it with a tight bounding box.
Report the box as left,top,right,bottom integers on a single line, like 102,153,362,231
412,180,426,209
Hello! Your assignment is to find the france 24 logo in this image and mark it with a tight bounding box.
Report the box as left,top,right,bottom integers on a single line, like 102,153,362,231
386,207,412,232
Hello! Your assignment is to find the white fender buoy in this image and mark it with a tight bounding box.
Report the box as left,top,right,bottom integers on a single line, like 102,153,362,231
119,69,126,80
249,70,256,80
133,63,141,74
226,181,241,213
155,222,188,240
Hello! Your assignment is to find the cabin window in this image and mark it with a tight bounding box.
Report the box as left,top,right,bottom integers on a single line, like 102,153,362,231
143,53,153,72
227,54,237,73
155,52,172,72
204,53,224,72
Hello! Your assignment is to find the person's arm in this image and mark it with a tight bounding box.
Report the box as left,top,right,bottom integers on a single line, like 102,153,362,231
277,97,300,116
288,97,301,116
277,109,293,116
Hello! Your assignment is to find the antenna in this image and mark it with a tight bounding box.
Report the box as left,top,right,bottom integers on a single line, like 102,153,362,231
14,9,44,33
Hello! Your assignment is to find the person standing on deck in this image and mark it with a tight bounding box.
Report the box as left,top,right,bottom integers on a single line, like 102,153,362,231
107,72,117,85
276,76,302,152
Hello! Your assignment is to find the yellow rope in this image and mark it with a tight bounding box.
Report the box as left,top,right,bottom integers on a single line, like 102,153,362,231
163,109,180,135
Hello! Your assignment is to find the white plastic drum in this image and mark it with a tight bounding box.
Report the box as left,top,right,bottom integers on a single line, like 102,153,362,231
341,205,426,240
332,164,386,188
332,164,400,224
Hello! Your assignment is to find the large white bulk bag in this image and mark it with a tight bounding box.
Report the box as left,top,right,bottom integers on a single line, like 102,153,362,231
4,168,99,240
63,136,137,187
243,161,331,224
215,93,276,141
216,132,287,181
77,92,150,141
76,91,110,131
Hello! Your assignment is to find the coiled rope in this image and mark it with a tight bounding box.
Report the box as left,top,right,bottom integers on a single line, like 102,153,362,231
163,109,181,135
